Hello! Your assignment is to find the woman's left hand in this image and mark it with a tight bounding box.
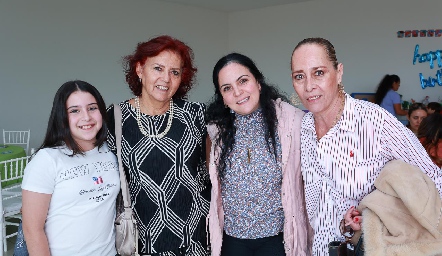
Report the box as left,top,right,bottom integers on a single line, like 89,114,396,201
344,206,362,231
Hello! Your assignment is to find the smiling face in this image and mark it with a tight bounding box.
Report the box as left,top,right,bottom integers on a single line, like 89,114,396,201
66,91,102,151
408,109,427,134
218,62,261,116
291,43,343,116
136,50,182,105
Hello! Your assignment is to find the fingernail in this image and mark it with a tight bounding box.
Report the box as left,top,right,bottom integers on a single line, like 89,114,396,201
354,217,359,222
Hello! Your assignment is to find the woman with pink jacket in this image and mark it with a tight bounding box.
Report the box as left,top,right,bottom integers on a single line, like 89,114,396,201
205,53,312,256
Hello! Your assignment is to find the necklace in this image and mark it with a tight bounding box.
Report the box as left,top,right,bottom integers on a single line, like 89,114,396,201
315,96,345,140
135,96,173,139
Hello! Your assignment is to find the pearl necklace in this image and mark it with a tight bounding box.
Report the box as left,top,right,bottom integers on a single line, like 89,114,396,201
315,96,345,141
135,97,173,139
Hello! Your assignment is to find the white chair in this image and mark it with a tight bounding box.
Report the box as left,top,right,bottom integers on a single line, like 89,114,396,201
0,156,30,253
2,130,31,155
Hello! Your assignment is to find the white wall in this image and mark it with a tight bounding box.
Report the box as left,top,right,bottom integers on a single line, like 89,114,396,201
1,0,442,150
0,0,227,150
227,0,442,109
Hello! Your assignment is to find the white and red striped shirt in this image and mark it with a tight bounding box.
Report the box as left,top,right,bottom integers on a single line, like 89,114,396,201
300,94,441,255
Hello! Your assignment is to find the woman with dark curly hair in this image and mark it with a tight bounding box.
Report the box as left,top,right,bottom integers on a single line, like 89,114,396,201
418,112,442,168
206,53,312,256
107,35,210,255
374,74,408,116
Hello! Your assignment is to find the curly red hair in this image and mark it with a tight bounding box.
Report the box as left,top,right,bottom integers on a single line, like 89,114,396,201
123,35,197,99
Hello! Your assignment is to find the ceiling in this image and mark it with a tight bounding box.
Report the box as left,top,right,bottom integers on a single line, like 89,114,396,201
161,0,313,12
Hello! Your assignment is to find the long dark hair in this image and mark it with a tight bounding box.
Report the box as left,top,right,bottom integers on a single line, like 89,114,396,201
206,53,288,177
374,74,400,105
418,112,442,167
39,80,108,155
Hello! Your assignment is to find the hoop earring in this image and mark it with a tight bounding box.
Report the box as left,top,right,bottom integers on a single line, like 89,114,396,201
290,93,302,106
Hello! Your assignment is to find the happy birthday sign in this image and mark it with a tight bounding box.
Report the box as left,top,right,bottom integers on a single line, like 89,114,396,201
412,44,442,89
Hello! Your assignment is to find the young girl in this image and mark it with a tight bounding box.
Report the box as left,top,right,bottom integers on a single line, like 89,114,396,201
21,80,120,256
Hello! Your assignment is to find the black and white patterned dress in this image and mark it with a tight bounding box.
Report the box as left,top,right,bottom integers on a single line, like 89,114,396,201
107,99,210,255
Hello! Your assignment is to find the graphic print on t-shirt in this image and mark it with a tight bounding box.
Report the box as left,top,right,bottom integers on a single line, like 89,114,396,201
60,160,119,204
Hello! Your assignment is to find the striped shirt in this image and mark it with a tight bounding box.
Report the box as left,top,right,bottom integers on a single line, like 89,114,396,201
300,94,441,255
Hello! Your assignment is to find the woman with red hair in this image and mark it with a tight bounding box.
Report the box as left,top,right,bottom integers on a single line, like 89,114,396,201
107,35,210,255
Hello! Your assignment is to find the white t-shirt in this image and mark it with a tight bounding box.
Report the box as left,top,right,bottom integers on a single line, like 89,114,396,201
22,143,119,256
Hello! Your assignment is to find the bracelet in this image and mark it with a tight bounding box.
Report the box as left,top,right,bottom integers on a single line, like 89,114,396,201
339,218,355,240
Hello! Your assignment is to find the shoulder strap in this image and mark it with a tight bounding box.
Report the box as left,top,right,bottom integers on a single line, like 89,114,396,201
114,104,131,208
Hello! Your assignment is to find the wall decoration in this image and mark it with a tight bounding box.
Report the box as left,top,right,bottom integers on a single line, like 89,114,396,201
397,29,442,38
412,44,442,89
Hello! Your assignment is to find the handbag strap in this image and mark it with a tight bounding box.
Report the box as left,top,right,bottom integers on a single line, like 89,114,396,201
114,104,131,208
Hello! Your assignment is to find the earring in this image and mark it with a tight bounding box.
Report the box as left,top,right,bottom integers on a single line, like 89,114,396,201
290,93,302,106
338,83,345,95
139,77,142,84
230,108,235,114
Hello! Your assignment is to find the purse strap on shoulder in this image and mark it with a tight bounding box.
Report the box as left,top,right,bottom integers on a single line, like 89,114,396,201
114,104,131,208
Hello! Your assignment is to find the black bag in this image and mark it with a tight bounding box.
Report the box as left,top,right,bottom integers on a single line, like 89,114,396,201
328,235,364,256
354,234,364,256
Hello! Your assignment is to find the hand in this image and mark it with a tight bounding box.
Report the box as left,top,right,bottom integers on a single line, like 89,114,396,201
344,206,362,231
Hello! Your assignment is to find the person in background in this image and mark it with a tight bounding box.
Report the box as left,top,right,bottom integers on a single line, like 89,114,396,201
418,112,442,168
427,101,442,114
374,74,408,116
206,53,312,256
290,37,442,255
107,35,210,255
22,80,120,256
406,102,428,136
